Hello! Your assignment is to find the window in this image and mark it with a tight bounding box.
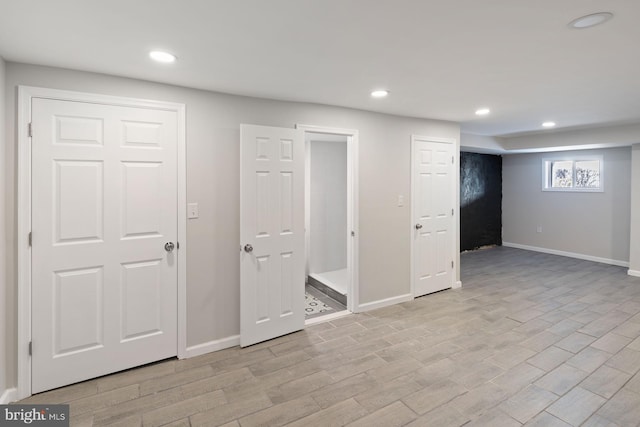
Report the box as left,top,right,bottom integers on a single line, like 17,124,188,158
542,156,603,192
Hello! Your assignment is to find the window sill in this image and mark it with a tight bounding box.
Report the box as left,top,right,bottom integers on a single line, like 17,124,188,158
542,188,604,193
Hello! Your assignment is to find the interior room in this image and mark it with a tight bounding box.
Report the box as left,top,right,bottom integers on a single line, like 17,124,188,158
305,132,350,320
2,1,640,426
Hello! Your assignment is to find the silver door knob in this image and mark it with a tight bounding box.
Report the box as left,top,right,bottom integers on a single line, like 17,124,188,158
415,224,423,230
244,244,253,253
164,242,175,252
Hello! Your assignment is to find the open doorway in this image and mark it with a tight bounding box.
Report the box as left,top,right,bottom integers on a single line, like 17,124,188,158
239,124,357,346
305,132,348,320
299,126,358,323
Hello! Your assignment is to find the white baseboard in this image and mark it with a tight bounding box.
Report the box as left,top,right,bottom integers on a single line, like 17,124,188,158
453,281,462,289
357,293,413,313
628,269,640,278
184,335,240,359
502,242,629,268
1,388,18,404
305,310,352,326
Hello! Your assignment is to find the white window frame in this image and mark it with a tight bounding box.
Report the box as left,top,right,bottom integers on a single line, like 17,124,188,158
541,155,604,192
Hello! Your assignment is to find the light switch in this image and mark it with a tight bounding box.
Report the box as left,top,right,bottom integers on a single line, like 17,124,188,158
397,195,404,207
187,203,199,219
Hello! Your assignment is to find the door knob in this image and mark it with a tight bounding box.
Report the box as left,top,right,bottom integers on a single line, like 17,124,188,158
244,244,253,253
415,224,423,230
164,242,175,252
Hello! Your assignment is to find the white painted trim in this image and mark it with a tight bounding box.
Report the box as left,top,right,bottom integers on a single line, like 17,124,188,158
184,335,240,359
412,136,457,144
410,135,458,299
297,124,360,314
541,155,604,192
304,310,352,326
357,293,413,313
455,141,461,284
176,103,188,360
453,281,462,289
628,269,640,278
17,86,32,401
348,132,360,313
503,242,630,267
17,86,187,399
304,138,311,278
0,388,18,404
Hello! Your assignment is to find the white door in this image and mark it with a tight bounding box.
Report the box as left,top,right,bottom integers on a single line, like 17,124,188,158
411,137,455,297
31,98,178,393
240,124,305,347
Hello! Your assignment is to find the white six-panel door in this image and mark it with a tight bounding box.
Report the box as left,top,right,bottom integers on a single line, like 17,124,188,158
411,137,455,297
240,124,305,347
31,98,178,393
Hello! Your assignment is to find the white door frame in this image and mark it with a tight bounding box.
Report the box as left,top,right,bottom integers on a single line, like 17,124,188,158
410,135,461,299
16,86,187,399
297,124,359,314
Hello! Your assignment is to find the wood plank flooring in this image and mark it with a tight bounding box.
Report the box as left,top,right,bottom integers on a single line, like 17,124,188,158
20,247,640,426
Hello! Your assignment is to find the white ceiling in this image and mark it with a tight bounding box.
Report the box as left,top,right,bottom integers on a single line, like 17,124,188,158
1,0,638,137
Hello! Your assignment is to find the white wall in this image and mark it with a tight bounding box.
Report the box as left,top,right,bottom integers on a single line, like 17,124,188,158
629,144,640,275
0,56,7,401
2,62,460,391
502,123,640,152
460,133,505,154
503,147,631,264
462,123,640,156
309,139,347,274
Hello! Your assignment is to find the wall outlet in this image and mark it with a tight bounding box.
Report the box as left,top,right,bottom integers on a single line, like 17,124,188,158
188,203,199,219
536,226,542,233
397,195,404,207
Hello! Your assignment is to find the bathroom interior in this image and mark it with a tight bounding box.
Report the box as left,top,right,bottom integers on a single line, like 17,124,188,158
304,132,349,319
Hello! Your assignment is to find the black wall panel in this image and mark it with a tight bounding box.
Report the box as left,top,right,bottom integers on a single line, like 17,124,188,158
460,152,502,251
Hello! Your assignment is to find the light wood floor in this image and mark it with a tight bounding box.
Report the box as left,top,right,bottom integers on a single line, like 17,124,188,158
21,247,640,426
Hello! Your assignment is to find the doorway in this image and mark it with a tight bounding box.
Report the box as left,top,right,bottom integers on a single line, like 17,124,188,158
239,124,358,346
300,125,358,324
304,132,349,320
410,135,456,297
17,86,187,398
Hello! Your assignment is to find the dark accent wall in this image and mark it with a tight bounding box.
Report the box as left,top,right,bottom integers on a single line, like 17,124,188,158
460,152,502,251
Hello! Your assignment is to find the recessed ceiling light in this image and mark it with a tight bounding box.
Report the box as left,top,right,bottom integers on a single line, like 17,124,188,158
569,12,613,29
475,108,490,116
371,90,389,98
149,50,177,63
542,121,556,128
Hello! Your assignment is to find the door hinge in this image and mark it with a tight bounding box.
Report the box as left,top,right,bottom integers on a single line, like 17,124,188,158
351,231,355,237
451,156,454,164
28,232,32,247
28,123,33,138
451,261,454,269
28,341,32,356
451,208,454,216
